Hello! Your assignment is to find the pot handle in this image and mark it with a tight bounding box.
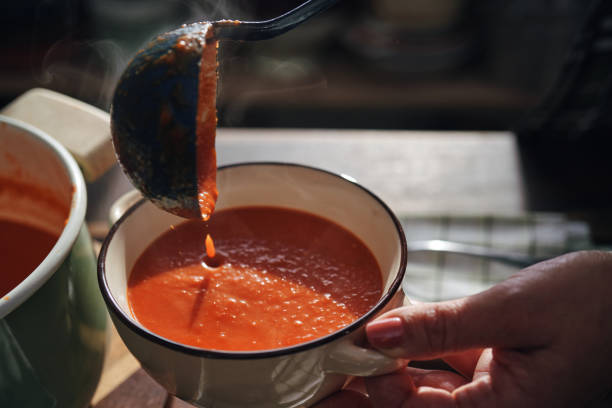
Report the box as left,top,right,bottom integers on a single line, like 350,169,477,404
109,189,143,224
0,88,115,182
324,338,408,376
324,294,411,376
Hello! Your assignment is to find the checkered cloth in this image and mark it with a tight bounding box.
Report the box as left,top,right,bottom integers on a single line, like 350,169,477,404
400,214,593,302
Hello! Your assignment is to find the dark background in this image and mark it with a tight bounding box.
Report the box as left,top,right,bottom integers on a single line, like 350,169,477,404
0,0,588,129
2,0,612,238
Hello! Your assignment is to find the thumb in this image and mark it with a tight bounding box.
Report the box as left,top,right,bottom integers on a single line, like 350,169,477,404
366,278,550,359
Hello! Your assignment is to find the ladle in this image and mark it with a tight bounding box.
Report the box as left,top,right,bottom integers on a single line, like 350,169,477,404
111,0,340,218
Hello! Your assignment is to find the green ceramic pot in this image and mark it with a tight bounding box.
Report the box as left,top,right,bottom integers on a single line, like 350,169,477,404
0,115,108,407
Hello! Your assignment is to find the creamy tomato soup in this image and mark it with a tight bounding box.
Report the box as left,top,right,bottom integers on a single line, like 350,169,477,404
127,206,383,351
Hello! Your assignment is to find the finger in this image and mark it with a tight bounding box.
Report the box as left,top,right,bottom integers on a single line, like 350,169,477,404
404,367,468,392
311,390,372,408
366,273,551,359
472,349,493,381
452,376,497,408
441,349,484,379
452,349,529,408
409,387,456,408
365,369,458,408
365,370,416,407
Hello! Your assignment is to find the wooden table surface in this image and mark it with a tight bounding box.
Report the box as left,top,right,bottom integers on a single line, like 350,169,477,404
87,128,526,407
88,128,525,223
90,324,193,408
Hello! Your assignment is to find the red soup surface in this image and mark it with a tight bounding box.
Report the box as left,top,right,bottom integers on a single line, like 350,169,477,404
0,219,59,297
128,206,383,351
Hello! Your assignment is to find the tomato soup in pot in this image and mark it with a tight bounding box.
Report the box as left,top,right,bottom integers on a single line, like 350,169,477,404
0,169,69,298
0,219,59,298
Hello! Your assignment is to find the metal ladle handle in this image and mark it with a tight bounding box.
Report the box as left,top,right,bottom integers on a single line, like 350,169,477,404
213,0,340,41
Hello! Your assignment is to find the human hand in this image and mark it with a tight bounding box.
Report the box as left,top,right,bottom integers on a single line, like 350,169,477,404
314,251,612,408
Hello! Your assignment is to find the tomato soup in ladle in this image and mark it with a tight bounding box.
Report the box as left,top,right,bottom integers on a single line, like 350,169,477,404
195,28,218,221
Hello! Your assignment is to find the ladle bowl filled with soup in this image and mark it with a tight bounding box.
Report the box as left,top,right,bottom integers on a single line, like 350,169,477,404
98,162,408,408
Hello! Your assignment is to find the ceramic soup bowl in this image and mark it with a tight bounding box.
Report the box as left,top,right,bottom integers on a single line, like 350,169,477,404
0,115,108,407
98,162,408,408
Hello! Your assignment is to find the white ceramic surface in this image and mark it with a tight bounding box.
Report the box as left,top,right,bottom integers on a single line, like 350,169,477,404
99,163,408,408
0,115,86,316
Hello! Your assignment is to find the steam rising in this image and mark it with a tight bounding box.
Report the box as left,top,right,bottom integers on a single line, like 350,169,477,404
30,0,325,125
32,0,254,110
38,39,127,109
221,56,328,126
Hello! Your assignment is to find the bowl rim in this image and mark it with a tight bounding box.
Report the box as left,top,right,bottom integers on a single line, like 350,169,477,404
98,162,407,359
0,115,87,319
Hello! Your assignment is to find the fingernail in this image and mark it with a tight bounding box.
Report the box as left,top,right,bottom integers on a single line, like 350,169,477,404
366,317,404,349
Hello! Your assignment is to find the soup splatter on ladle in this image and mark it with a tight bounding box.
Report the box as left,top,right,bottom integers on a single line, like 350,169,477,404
111,0,339,219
